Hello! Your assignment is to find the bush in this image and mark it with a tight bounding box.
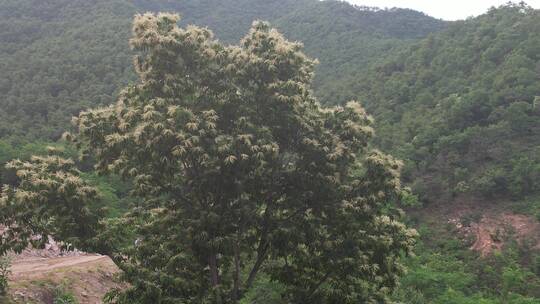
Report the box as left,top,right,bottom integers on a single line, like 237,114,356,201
53,287,78,304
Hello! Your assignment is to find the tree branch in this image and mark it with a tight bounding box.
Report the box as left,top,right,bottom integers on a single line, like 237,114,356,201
307,271,332,299
245,198,273,289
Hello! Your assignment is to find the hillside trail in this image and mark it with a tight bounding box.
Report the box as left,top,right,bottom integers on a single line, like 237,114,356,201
10,255,109,279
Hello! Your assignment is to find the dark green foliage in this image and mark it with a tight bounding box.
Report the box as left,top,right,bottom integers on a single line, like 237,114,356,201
274,1,447,105
0,11,418,303
1,0,539,303
69,14,415,303
355,3,540,203
134,0,447,105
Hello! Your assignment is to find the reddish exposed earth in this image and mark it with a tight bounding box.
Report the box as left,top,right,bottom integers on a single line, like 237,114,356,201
447,208,540,256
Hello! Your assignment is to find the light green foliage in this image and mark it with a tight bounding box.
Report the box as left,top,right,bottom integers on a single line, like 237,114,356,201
53,286,79,304
393,223,540,304
54,295,78,304
80,173,133,218
238,276,286,304
395,248,476,301
68,13,416,303
0,140,78,185
51,281,79,304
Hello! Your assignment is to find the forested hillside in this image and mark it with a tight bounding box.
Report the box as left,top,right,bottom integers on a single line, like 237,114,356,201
358,6,540,302
355,3,540,205
134,0,447,102
0,0,136,140
0,0,446,141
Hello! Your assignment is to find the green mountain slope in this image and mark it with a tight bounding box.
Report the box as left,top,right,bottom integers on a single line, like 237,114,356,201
274,1,447,104
356,3,540,204
0,0,446,140
134,0,448,103
0,0,137,139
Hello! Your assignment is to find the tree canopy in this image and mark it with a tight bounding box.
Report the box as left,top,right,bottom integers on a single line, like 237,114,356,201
1,13,416,303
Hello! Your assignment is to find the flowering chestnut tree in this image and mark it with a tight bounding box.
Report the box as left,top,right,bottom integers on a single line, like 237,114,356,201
1,13,416,304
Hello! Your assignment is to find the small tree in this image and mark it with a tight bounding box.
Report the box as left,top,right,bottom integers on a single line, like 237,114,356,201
1,13,416,304
0,255,10,295
0,149,104,255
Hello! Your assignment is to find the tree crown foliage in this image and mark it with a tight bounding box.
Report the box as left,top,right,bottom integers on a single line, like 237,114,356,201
2,13,416,303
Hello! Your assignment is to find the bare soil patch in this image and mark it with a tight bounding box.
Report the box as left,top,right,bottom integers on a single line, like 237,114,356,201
440,199,540,256
0,232,122,304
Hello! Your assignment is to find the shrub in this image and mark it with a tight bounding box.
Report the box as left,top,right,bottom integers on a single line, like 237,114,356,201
53,286,78,304
0,255,11,295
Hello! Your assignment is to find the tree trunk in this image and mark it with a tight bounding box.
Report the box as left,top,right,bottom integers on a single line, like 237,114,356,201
246,199,273,289
209,253,222,304
245,242,268,289
232,240,241,302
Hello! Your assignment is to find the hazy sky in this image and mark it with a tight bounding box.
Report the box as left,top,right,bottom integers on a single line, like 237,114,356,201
346,0,540,20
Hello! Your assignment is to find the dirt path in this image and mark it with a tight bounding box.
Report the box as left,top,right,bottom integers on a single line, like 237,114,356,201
11,255,108,277
10,255,109,278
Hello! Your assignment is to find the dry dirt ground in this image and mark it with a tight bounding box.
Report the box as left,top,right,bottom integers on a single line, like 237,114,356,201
472,213,539,255
6,253,120,304
0,229,122,304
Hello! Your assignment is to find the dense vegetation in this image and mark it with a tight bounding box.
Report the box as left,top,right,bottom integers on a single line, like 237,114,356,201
0,0,136,140
0,0,445,141
0,0,539,303
355,3,540,205
134,0,447,104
